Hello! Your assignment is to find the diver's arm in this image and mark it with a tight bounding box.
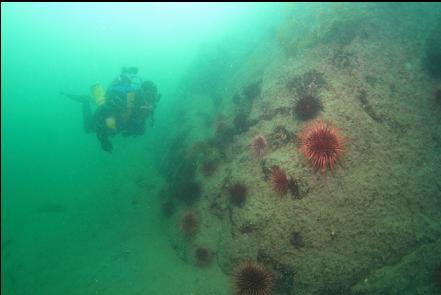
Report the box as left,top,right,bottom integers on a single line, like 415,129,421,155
61,92,90,103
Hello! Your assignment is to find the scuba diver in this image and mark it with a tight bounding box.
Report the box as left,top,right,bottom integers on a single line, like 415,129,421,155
62,67,160,152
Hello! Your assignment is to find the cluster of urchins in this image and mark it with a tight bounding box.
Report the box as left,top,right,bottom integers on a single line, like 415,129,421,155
179,210,275,295
177,92,346,295
179,212,276,295
250,93,346,190
179,208,274,295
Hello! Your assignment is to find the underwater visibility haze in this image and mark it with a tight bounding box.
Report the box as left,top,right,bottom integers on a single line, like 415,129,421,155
2,2,441,295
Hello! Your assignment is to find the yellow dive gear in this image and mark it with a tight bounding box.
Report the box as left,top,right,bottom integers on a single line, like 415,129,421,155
90,83,106,106
121,92,136,122
105,116,116,130
126,92,135,109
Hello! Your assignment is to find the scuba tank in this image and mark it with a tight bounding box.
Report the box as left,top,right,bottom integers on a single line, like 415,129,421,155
108,67,141,102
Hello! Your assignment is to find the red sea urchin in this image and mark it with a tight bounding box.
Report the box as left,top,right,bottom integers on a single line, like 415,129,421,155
193,246,213,267
229,183,247,207
180,211,199,237
232,262,273,295
270,166,289,195
299,120,345,173
436,83,441,104
201,161,217,177
251,135,268,158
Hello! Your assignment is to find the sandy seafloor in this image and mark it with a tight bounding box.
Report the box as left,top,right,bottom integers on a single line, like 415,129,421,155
2,4,441,295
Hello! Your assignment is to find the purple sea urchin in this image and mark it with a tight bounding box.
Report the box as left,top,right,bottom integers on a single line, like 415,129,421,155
232,262,273,295
294,94,323,121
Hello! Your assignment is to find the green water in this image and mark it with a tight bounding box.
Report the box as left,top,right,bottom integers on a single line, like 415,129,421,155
1,3,282,294
2,3,441,295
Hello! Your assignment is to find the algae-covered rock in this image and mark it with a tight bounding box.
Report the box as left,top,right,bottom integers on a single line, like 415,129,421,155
424,18,441,78
352,239,441,295
277,3,371,57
